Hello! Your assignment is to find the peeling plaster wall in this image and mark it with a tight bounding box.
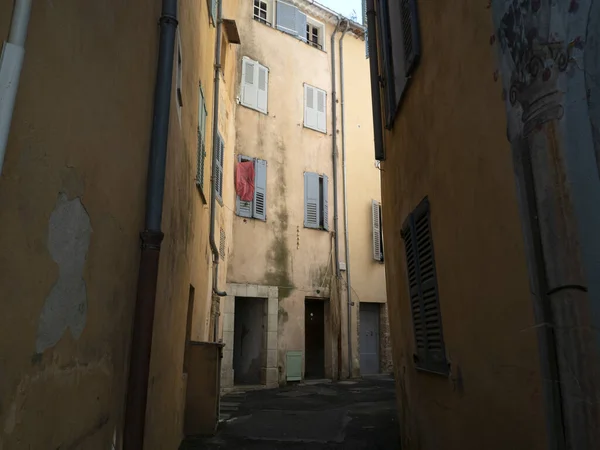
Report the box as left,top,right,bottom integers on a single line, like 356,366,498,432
378,0,547,448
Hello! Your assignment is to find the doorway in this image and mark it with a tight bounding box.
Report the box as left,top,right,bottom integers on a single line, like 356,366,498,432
304,299,325,379
233,297,266,385
360,303,381,375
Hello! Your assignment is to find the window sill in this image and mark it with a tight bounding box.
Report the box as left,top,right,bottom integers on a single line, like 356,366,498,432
240,102,268,115
303,124,327,135
252,17,327,54
304,225,328,231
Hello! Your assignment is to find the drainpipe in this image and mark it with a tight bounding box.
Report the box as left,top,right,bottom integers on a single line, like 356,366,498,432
339,21,352,378
123,1,178,448
366,0,384,161
209,0,227,309
0,0,32,176
330,17,342,378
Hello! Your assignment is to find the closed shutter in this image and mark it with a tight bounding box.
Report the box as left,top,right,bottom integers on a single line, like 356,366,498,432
322,175,329,231
196,86,208,191
372,200,382,261
257,65,269,114
215,133,224,200
304,172,320,229
253,159,267,221
236,155,253,218
402,198,447,374
316,89,326,133
304,85,317,131
210,0,217,26
362,0,369,58
296,11,307,41
401,0,420,74
276,1,298,35
241,57,258,110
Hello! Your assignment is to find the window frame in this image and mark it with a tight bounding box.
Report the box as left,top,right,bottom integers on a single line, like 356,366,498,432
305,17,325,51
303,83,327,134
401,197,448,376
253,0,273,26
304,172,329,231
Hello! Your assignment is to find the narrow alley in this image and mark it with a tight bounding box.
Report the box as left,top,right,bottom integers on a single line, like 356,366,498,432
181,376,399,450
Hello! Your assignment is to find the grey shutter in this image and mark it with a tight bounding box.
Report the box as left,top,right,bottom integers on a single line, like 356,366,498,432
296,11,307,41
362,0,369,58
236,155,253,218
401,0,421,75
322,175,329,231
215,133,224,200
372,200,382,261
276,1,298,35
304,172,319,229
253,159,267,221
210,0,217,26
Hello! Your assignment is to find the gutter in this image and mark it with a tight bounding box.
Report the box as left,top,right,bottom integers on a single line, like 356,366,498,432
339,21,353,378
366,0,384,161
123,0,178,448
0,0,32,176
209,0,227,307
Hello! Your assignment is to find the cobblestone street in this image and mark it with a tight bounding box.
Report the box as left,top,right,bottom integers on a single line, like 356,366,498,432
181,375,399,450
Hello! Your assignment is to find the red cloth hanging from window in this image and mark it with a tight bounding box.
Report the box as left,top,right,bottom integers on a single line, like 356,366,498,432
236,160,255,202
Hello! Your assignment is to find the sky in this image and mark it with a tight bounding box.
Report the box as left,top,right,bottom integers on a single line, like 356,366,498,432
317,0,362,21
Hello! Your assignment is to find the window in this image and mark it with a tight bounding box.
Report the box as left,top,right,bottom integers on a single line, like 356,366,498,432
175,30,183,125
304,172,328,230
235,156,267,221
372,200,384,262
375,0,421,127
304,84,327,133
240,56,269,114
196,85,208,201
215,133,224,202
253,0,272,26
306,19,324,50
401,197,447,375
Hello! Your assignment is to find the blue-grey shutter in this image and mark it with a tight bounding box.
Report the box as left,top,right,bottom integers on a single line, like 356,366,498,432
304,172,319,229
362,0,369,58
276,1,298,36
401,0,421,75
253,159,267,221
372,200,382,261
322,175,329,231
296,11,307,42
236,155,253,218
210,0,217,26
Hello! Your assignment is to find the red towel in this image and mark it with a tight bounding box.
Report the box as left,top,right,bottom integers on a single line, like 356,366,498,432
236,161,255,201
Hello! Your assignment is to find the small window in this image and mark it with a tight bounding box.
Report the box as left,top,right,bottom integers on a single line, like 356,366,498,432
196,85,208,202
401,197,447,375
241,56,269,114
372,200,384,262
235,156,267,221
215,133,224,202
305,19,324,50
304,84,327,133
253,0,272,26
304,172,328,231
375,0,421,127
176,30,183,125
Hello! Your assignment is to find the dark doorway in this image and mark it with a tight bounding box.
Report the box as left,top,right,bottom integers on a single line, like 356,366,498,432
360,303,381,375
305,299,325,379
233,297,266,385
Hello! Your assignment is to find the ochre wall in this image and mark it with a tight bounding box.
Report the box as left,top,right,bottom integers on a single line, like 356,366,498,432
379,0,547,448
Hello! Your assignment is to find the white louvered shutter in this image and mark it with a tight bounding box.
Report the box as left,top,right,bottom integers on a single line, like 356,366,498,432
304,85,317,131
257,65,269,114
241,57,258,109
253,159,267,221
372,200,382,261
304,172,320,229
316,89,326,133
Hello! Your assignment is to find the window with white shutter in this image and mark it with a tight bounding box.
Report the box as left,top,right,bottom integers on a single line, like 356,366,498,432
401,197,447,375
304,172,329,230
241,56,269,114
372,200,384,262
215,133,224,202
235,156,267,221
304,84,327,134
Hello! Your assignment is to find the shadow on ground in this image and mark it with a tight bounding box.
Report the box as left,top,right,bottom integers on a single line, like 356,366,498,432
181,375,400,449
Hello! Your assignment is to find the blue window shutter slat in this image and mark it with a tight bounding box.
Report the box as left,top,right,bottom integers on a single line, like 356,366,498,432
236,155,253,217
210,0,217,26
322,175,329,231
253,159,267,221
276,1,298,35
304,172,319,229
362,0,369,58
296,11,307,42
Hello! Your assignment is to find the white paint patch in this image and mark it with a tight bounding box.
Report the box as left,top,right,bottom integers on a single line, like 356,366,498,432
36,193,92,353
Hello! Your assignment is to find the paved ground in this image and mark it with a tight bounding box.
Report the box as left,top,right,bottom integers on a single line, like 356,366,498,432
181,375,400,449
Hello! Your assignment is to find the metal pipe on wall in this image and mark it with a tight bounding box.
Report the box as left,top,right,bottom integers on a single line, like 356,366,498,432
0,0,33,176
339,21,352,378
124,0,178,448
209,0,227,302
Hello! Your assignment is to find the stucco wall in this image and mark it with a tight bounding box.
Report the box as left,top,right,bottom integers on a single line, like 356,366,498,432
0,1,239,448
378,0,547,448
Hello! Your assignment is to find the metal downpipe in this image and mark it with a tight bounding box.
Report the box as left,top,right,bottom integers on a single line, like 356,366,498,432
124,0,178,448
339,21,352,378
209,0,227,306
